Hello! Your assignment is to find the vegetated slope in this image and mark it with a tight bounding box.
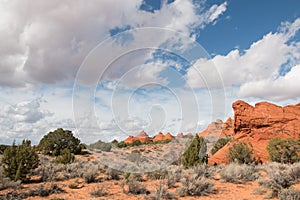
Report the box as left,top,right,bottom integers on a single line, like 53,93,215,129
209,100,300,164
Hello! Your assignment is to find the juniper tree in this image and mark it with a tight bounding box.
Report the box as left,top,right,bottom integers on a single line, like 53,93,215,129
182,135,207,168
2,140,39,182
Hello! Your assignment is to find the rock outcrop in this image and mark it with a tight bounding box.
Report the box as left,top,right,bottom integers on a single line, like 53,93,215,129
198,119,234,137
153,132,175,142
124,131,175,144
124,130,150,144
209,100,300,165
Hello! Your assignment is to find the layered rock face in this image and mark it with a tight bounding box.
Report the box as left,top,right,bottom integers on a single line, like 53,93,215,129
209,100,300,164
233,100,300,138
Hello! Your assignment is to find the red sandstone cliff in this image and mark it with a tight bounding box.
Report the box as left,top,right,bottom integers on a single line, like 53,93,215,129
208,100,300,164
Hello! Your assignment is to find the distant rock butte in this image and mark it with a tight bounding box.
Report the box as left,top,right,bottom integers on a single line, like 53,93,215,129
198,118,234,137
124,131,176,144
208,100,300,165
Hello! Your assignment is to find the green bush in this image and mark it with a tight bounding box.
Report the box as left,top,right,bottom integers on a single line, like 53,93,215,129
55,148,75,164
2,140,39,182
211,137,231,155
116,141,127,148
182,135,207,168
131,140,142,146
0,145,9,155
89,140,112,152
39,128,82,156
228,141,254,164
267,137,300,164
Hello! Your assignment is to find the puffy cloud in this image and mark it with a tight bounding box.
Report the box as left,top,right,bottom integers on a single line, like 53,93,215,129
238,64,300,101
0,99,51,123
0,0,227,87
186,18,300,101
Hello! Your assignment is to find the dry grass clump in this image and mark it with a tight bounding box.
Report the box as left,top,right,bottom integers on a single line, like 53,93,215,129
176,174,214,197
105,168,121,180
278,188,300,200
82,163,98,183
147,169,167,180
221,163,258,183
166,166,182,188
89,185,107,197
259,163,298,198
127,177,149,195
149,180,176,200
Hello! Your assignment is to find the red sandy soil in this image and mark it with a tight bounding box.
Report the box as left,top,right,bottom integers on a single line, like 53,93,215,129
1,177,272,200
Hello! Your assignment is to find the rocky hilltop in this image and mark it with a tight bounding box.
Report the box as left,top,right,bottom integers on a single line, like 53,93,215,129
209,100,300,164
124,131,176,144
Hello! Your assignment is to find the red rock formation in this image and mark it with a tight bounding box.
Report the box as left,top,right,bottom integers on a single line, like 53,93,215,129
124,136,135,144
153,132,165,142
136,130,151,143
222,118,234,136
209,100,300,165
198,118,234,138
165,132,175,140
176,133,184,138
198,119,223,137
124,131,150,144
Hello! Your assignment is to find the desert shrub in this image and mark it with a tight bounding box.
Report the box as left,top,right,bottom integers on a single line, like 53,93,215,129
111,139,119,145
182,135,207,168
116,141,127,148
0,145,9,155
38,128,82,156
221,163,258,183
132,140,142,146
89,140,112,152
176,174,214,197
90,185,107,197
290,162,300,180
228,141,254,164
82,164,98,183
211,137,231,155
28,183,64,197
147,169,167,180
55,148,75,164
259,168,296,198
267,137,300,164
0,190,24,200
66,160,86,178
167,166,182,188
2,140,39,182
149,180,175,200
106,168,120,180
0,165,21,190
127,178,148,195
278,188,300,200
192,164,213,178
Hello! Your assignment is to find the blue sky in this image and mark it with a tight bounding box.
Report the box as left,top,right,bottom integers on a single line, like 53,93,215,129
199,0,300,55
0,0,299,144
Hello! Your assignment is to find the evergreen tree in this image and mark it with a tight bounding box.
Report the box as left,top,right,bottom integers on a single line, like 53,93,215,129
267,137,300,164
2,140,39,182
39,128,82,156
182,135,207,168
